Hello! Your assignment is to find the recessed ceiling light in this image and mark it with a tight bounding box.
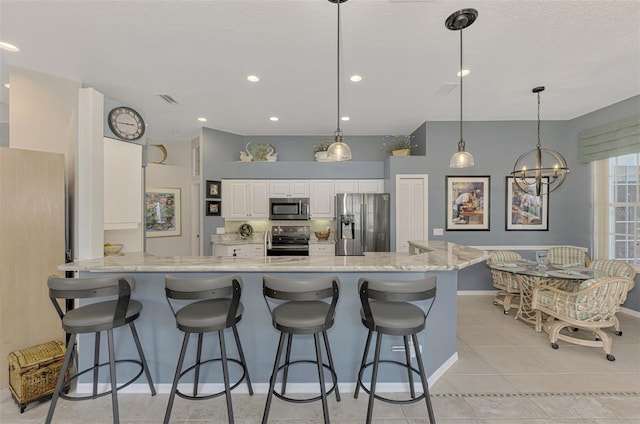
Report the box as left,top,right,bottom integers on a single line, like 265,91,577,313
0,42,19,52
350,75,362,82
247,75,260,82
341,116,350,121
3,83,9,89
269,117,279,122
197,117,207,122
457,69,471,77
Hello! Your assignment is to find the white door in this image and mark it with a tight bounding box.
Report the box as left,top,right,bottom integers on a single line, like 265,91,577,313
395,175,428,252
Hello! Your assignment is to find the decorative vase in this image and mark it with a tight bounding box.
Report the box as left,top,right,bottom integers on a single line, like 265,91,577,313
392,148,410,157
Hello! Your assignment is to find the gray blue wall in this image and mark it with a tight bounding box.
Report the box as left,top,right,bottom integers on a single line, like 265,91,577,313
201,95,640,311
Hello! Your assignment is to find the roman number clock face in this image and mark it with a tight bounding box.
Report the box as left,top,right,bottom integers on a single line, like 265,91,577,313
108,107,145,140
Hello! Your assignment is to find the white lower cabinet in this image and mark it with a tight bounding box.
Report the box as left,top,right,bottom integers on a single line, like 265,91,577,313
213,243,264,258
309,243,335,256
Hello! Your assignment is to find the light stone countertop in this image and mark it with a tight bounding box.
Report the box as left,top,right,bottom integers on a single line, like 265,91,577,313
61,241,487,273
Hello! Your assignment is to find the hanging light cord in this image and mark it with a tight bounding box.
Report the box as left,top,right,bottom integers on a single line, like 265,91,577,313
458,28,464,147
335,0,342,138
536,90,541,149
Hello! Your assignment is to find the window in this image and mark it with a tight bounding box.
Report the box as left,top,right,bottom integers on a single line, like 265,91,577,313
594,153,640,265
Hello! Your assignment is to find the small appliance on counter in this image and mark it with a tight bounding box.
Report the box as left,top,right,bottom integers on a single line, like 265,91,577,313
336,193,390,256
267,225,310,256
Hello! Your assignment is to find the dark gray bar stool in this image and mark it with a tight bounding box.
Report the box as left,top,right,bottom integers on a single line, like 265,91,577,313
46,275,156,424
262,275,340,424
164,274,253,424
355,276,437,424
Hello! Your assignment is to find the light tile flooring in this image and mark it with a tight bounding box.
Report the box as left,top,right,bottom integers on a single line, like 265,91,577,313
2,294,639,423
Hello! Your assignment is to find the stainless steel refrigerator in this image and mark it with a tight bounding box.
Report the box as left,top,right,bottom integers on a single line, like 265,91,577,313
335,193,391,256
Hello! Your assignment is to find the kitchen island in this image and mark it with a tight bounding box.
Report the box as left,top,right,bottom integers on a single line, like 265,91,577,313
61,241,486,393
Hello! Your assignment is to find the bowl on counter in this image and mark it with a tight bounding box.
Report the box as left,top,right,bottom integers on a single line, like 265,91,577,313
314,230,331,240
104,243,124,256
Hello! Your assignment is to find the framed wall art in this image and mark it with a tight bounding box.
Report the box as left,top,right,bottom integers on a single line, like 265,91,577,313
446,176,490,231
506,176,549,231
206,180,221,198
206,200,221,216
145,187,181,237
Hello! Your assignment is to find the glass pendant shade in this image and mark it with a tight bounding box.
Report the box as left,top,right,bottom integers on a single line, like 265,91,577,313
326,131,352,161
450,143,475,168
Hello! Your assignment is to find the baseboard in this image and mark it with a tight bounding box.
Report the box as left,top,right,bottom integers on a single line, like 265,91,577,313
76,352,459,395
620,306,640,318
458,290,496,295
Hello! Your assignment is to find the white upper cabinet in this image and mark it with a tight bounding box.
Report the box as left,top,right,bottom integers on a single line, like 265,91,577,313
222,179,269,219
358,179,385,193
269,180,310,197
309,180,335,219
103,138,142,229
334,179,384,194
334,180,359,194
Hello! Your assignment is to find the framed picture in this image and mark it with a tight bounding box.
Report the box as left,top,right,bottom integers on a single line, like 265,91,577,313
206,200,221,216
446,176,490,231
506,176,549,231
145,187,181,237
206,180,221,198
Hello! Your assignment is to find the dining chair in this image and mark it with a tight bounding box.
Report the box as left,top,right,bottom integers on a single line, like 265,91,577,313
487,250,523,314
590,259,636,335
546,246,591,267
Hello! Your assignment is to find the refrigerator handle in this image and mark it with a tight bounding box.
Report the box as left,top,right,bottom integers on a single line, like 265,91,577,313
361,203,366,247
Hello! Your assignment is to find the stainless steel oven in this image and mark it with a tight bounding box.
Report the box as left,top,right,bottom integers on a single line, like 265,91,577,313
269,198,310,220
266,225,310,256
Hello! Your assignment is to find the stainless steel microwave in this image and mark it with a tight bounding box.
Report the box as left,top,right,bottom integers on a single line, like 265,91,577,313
269,198,310,220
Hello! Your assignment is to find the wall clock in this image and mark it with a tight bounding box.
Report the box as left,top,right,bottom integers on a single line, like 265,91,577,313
107,106,145,141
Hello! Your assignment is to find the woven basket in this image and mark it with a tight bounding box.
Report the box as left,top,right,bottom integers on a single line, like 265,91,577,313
8,340,68,413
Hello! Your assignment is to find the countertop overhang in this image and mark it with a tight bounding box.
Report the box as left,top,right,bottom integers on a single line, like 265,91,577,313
62,241,487,273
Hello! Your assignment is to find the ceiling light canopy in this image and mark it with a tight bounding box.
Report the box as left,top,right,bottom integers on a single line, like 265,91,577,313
326,0,352,162
510,86,570,196
446,8,478,169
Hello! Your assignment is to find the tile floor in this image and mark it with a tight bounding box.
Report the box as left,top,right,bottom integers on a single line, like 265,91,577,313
2,294,639,423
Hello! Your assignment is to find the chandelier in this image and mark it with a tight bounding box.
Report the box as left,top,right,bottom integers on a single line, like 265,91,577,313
511,86,570,196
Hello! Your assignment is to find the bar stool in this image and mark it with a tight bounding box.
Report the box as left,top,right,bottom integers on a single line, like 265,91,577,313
262,275,340,424
354,276,437,424
46,275,156,424
164,274,253,424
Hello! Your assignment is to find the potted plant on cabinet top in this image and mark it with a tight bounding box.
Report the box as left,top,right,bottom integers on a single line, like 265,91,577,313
382,135,417,156
313,140,333,162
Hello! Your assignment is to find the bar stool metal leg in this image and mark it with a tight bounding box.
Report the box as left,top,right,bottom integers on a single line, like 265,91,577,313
366,332,383,424
219,329,234,424
45,333,77,424
93,332,100,397
164,333,190,424
194,333,204,396
413,334,436,423
263,332,287,424
403,335,416,398
314,333,330,424
281,334,293,395
129,322,157,396
354,329,373,399
107,329,120,424
232,325,254,395
322,330,341,402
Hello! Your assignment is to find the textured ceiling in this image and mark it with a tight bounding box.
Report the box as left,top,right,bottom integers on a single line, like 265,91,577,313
1,0,639,141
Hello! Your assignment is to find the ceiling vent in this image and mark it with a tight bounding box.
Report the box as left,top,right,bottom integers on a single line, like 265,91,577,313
156,93,179,104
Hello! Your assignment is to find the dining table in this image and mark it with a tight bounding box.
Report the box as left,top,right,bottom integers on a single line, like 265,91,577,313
488,260,601,329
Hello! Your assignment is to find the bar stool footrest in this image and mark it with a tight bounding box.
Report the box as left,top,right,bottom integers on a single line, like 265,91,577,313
272,360,338,404
357,360,426,404
59,359,144,401
176,358,247,401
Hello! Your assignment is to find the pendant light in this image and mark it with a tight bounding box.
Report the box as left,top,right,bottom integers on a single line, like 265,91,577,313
326,0,352,162
445,9,477,168
510,86,569,196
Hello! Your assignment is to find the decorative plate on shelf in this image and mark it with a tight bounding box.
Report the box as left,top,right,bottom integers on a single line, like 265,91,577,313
248,143,276,161
239,223,253,239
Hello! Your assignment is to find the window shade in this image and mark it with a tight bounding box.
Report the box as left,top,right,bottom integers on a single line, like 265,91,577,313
579,114,640,163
